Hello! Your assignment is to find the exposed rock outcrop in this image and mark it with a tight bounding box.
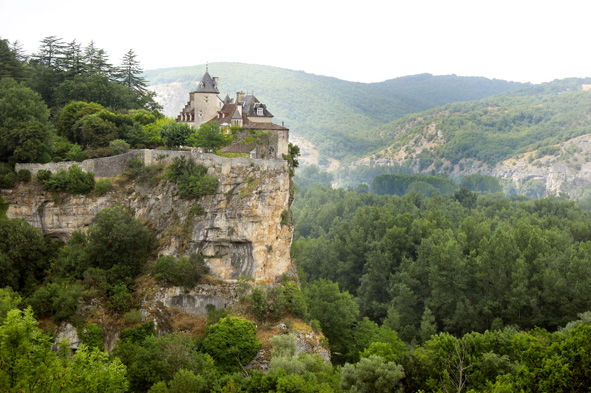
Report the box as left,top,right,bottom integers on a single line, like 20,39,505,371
5,152,293,282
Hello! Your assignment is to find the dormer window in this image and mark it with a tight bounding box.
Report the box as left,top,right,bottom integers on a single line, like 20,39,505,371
257,107,263,116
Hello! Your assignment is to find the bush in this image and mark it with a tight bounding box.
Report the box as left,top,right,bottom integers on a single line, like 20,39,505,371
109,139,131,155
28,281,83,321
124,308,143,324
125,158,164,186
85,206,152,282
94,179,113,196
36,169,52,183
16,169,31,183
79,322,104,350
108,282,133,312
42,165,95,194
0,164,16,189
203,316,261,371
166,157,218,199
160,122,195,148
153,254,209,289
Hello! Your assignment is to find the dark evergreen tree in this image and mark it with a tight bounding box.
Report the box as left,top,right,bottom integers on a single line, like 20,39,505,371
84,41,113,77
32,35,66,68
62,39,84,77
117,49,147,92
0,39,26,80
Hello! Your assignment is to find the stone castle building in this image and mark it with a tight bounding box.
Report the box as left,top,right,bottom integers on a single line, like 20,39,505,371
177,69,289,159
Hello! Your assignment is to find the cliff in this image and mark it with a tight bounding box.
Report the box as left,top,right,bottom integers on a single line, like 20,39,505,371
6,150,294,283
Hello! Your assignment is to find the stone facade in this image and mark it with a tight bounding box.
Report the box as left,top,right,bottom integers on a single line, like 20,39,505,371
176,70,290,159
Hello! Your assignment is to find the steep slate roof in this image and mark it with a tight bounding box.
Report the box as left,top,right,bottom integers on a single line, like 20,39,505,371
241,95,273,118
192,71,219,93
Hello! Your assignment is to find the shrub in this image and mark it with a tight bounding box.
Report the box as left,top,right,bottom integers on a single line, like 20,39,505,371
109,139,131,155
28,281,83,321
79,322,104,350
124,308,143,324
94,179,113,196
108,282,133,312
0,164,16,189
85,206,152,282
42,165,95,194
16,169,31,183
166,157,218,199
36,169,52,183
203,316,261,371
125,158,164,186
153,254,209,288
160,122,195,148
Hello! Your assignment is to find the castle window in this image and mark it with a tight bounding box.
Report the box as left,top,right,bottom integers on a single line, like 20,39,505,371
257,107,263,116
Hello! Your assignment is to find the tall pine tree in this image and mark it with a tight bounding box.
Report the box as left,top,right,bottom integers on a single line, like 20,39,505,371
117,49,147,93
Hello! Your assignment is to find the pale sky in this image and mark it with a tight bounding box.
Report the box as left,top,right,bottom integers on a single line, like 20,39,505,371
1,0,590,84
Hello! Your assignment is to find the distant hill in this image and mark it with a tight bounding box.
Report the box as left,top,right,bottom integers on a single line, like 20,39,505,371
347,78,591,198
144,63,524,162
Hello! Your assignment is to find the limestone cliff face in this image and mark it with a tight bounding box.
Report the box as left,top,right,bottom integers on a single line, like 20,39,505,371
5,153,293,282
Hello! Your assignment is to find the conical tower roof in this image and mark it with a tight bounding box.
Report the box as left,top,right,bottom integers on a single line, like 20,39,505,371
194,71,219,93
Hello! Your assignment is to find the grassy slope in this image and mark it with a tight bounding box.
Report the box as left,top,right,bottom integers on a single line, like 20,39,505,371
359,78,591,168
144,63,523,161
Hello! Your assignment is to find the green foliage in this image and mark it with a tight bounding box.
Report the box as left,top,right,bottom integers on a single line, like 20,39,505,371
0,163,16,189
42,165,95,194
340,355,405,393
109,139,130,155
246,281,308,322
295,165,333,188
372,88,591,168
125,157,164,185
0,287,22,323
460,173,502,193
0,78,54,163
108,282,133,312
153,254,209,288
160,122,195,148
371,173,456,196
304,279,359,362
284,143,300,177
293,185,591,343
95,179,113,195
0,308,128,392
16,169,31,182
0,218,49,293
79,322,104,350
57,100,105,143
187,122,232,152
114,332,216,392
85,206,152,283
202,316,261,371
166,157,218,199
36,168,52,182
28,281,82,321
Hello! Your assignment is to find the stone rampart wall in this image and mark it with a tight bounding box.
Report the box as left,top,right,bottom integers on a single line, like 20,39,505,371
15,149,286,177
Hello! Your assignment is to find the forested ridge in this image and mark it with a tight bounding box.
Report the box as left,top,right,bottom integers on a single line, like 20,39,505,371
360,79,591,169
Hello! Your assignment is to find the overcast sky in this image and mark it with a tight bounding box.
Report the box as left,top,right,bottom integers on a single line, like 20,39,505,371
1,0,590,84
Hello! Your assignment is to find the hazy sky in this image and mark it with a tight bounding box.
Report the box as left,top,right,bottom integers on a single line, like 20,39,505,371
1,0,590,83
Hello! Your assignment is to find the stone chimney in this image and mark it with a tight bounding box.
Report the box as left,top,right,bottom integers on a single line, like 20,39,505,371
213,77,219,88
236,91,245,103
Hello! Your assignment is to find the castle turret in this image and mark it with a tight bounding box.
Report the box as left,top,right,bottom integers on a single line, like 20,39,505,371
178,69,224,128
